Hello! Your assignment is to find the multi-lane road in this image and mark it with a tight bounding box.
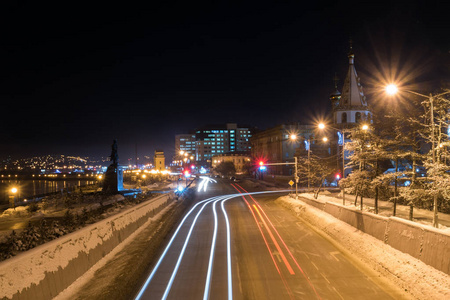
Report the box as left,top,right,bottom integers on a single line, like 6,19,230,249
135,179,403,299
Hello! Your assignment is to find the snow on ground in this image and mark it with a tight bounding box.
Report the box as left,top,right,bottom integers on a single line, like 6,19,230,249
278,195,450,300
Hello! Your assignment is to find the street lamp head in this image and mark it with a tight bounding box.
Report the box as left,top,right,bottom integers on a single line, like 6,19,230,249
318,123,325,130
362,124,369,131
290,134,297,140
322,137,328,142
11,187,18,194
385,84,398,96
179,150,184,155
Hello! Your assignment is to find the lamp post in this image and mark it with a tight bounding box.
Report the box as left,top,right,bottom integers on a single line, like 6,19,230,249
262,134,300,198
386,84,450,227
10,187,18,209
319,123,349,205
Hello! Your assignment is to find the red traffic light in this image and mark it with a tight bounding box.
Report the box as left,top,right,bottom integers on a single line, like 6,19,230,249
336,173,341,180
259,161,264,166
184,170,190,177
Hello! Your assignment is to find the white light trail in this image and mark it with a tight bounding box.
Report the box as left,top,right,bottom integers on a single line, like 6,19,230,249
135,190,290,300
135,195,225,300
221,197,233,300
162,196,229,300
203,200,219,300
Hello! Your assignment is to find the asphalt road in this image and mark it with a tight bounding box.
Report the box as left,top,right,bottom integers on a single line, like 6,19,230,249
135,179,404,300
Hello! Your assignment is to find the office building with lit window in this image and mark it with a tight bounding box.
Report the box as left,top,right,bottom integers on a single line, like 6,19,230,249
175,134,196,156
175,123,253,167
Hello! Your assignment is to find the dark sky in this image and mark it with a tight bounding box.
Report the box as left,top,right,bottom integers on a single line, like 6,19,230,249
1,1,449,161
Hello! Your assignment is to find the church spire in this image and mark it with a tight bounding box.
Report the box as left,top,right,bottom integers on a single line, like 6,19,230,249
333,42,372,126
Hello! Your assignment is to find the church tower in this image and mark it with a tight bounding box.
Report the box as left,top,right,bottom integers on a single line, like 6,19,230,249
333,45,372,127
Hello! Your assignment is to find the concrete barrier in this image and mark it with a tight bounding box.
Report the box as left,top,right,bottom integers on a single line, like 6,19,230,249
298,195,450,275
323,202,341,219
386,217,424,260
301,197,325,211
0,192,175,300
420,226,450,275
359,212,388,241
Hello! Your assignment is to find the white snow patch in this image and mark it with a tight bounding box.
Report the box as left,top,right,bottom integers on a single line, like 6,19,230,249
278,195,450,300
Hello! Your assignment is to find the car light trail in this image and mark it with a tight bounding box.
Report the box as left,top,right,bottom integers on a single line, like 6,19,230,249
162,197,223,300
135,190,289,300
252,204,295,275
203,199,218,300
135,195,224,300
220,197,233,300
233,184,322,300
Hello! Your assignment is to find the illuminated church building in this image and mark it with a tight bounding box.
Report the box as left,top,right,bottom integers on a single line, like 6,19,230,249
331,47,372,127
330,47,372,177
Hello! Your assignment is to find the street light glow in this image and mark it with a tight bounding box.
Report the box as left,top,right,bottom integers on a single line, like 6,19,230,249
362,124,369,131
322,137,328,142
11,187,18,194
386,84,398,95
290,134,297,140
318,123,325,129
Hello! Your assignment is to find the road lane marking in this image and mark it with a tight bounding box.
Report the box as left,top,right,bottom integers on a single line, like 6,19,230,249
273,251,282,263
320,272,330,284
332,286,345,300
329,251,340,262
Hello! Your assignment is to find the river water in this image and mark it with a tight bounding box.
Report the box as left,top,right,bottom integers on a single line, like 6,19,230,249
0,179,96,204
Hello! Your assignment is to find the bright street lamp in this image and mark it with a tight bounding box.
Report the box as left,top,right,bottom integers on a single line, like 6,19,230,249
385,84,450,227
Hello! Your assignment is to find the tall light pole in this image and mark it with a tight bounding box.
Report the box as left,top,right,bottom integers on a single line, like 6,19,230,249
386,84,450,227
319,123,348,205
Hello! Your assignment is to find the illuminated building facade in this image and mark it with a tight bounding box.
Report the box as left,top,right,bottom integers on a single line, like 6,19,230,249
251,124,314,175
195,123,252,165
175,123,252,167
332,46,372,127
175,134,196,156
211,152,252,174
154,150,165,171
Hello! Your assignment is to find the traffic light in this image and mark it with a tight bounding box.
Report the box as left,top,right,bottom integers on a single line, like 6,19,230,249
184,170,191,178
335,173,341,180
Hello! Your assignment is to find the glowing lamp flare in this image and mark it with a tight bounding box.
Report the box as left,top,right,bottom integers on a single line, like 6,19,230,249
11,187,18,194
386,84,398,95
290,134,297,140
318,123,325,129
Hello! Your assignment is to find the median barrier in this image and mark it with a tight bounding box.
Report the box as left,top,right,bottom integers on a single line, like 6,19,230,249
386,217,423,260
301,197,326,210
0,192,175,300
420,225,450,274
295,194,450,275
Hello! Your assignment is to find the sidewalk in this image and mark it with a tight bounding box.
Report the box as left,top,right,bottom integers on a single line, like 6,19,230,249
301,190,450,229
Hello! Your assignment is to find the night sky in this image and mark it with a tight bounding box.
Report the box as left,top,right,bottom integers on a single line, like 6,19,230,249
1,1,449,161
